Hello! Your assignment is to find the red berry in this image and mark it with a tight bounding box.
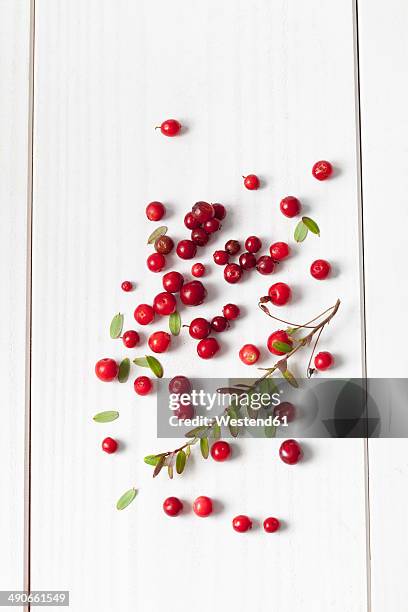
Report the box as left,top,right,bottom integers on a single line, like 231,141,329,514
134,304,155,325
314,351,334,371
168,376,192,395
102,437,118,454
274,401,296,423
232,515,252,532
256,255,275,275
176,239,197,260
210,440,231,462
163,496,183,517
189,317,211,339
203,218,221,234
211,316,229,333
222,303,240,320
225,239,241,255
312,160,333,181
224,263,242,284
95,358,118,382
263,517,280,533
280,196,301,218
310,259,331,280
197,337,220,359
192,201,214,224
148,331,171,353
162,271,184,293
213,250,229,265
243,174,260,190
191,228,209,247
175,401,195,420
147,252,166,272
184,212,201,230
146,201,165,221
159,119,181,137
213,203,226,220
121,280,133,292
191,262,205,278
270,242,290,261
134,375,152,395
239,252,257,270
193,495,213,517
268,282,291,306
279,439,302,465
154,235,174,254
267,330,293,355
180,281,207,306
122,330,140,348
153,292,177,316
239,344,260,365
245,236,262,253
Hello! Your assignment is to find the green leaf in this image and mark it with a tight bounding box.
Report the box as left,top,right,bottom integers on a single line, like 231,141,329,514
110,313,124,339
272,341,293,354
185,445,191,458
302,216,320,236
153,455,166,478
169,311,181,336
264,424,276,438
147,225,168,245
185,426,208,439
282,368,299,388
144,454,161,466
176,450,186,474
118,357,130,383
200,437,209,459
116,487,137,510
227,406,239,438
294,220,308,243
211,423,221,440
146,355,164,378
133,356,149,367
93,410,119,423
168,465,174,479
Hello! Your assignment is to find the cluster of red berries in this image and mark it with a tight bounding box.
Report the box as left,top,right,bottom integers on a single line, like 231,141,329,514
187,302,240,360
178,201,226,261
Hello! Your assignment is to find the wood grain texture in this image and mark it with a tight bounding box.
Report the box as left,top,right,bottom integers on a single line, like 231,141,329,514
30,1,367,610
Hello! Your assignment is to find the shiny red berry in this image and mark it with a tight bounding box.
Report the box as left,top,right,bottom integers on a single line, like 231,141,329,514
122,330,140,348
146,201,165,221
180,281,207,306
263,517,280,533
162,271,184,293
213,250,229,265
310,259,331,280
279,439,302,465
191,263,205,278
191,228,209,247
232,515,252,532
256,255,275,275
184,212,201,230
148,331,171,353
268,282,291,306
175,401,195,420
274,401,295,423
121,280,133,292
267,330,293,355
210,440,231,462
147,252,166,272
192,201,214,223
224,263,242,284
314,351,334,370
239,344,260,365
222,303,240,320
280,196,301,218
211,316,229,333
213,203,226,220
189,317,211,340
239,252,257,270
163,496,183,516
245,236,262,253
203,218,221,234
95,358,118,382
134,375,152,395
312,160,333,180
153,292,177,316
243,174,260,190
193,496,213,517
270,241,290,261
102,437,118,454
168,376,192,394
134,304,155,325
197,337,220,359
158,119,181,137
154,235,174,254
176,239,197,260
225,239,241,256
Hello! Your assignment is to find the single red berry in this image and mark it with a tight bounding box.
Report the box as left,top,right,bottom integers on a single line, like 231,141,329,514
267,330,293,355
146,201,165,221
175,401,195,420
212,203,226,220
134,375,152,395
224,263,242,284
189,317,211,340
211,316,229,333
245,236,262,253
312,160,333,181
154,235,174,255
310,259,331,280
95,358,118,382
270,242,290,261
168,375,192,394
243,174,260,190
134,304,155,325
256,255,275,275
184,212,201,230
180,281,207,306
210,440,231,462
279,439,302,465
192,201,214,223
147,252,166,272
122,330,140,348
268,282,291,306
191,228,209,247
197,337,220,359
162,271,184,293
225,239,241,256
102,437,118,454
148,331,171,353
203,218,221,234
280,196,301,218
274,401,296,423
213,250,229,265
222,303,240,320
232,515,252,533
314,351,334,371
121,280,133,292
176,239,197,260
163,496,183,517
191,262,205,278
239,252,257,270
239,344,260,365
158,119,181,137
153,292,177,316
263,517,280,533
193,495,213,517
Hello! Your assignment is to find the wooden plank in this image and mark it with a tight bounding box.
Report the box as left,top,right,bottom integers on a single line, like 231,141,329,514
30,1,367,610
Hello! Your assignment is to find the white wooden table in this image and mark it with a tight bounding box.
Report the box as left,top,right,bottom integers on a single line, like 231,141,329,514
1,1,407,610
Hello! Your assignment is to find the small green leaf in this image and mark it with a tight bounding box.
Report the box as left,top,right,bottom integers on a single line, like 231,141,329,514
185,426,208,439
200,437,209,459
211,424,221,440
168,465,174,479
176,450,186,474
144,454,161,466
145,355,164,378
272,341,293,354
110,313,124,339
169,311,181,336
302,216,320,236
282,368,299,388
294,220,308,243
264,424,276,438
147,225,168,245
93,410,119,423
116,487,137,510
118,357,130,383
133,357,149,367
185,445,191,458
153,455,166,478
227,406,239,438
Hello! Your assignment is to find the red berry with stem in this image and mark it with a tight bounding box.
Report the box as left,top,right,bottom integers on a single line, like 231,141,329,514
243,174,260,190
154,235,174,255
146,201,165,221
213,203,226,220
310,259,331,280
314,351,334,370
184,212,201,230
267,330,293,355
197,337,220,359
213,250,229,265
175,401,195,420
148,331,171,353
257,255,275,275
191,263,205,278
162,271,184,293
189,317,211,339
274,401,296,423
211,316,229,333
245,236,262,253
279,439,302,465
312,160,333,181
263,517,280,533
225,239,241,256
192,201,214,223
158,119,181,137
102,437,118,454
163,496,183,517
239,252,257,270
280,196,301,218
122,330,140,348
270,242,290,261
193,496,213,517
191,228,209,247
147,252,166,272
232,515,252,532
153,292,177,316
222,303,240,320
180,281,207,306
224,263,242,284
203,218,221,234
176,239,197,260
268,282,291,306
168,376,192,395
121,280,133,292
134,304,155,325
134,375,152,395
239,344,260,365
210,440,231,462
95,358,118,382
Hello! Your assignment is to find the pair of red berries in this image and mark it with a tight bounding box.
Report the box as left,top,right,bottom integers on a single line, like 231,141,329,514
232,515,280,533
163,495,213,518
